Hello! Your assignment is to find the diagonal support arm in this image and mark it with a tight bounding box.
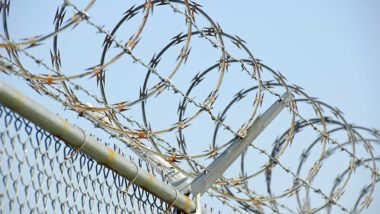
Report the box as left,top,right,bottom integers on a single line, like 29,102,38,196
190,91,293,195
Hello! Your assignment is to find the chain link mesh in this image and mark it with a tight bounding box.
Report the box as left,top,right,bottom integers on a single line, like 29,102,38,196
0,104,178,214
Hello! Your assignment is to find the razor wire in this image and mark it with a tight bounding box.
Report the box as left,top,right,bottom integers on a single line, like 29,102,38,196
1,0,380,213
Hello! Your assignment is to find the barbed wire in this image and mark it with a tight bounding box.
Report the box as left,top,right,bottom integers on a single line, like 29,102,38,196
1,0,379,213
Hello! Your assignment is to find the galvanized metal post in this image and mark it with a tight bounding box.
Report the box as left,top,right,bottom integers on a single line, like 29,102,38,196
190,91,293,195
0,80,196,213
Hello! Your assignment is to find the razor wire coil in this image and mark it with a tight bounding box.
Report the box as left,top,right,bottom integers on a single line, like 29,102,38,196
1,0,379,213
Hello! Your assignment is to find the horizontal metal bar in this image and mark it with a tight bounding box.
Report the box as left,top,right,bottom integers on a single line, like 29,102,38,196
0,80,196,213
84,104,193,193
190,91,293,195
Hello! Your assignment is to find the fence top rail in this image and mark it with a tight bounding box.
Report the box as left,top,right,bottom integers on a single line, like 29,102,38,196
0,79,196,213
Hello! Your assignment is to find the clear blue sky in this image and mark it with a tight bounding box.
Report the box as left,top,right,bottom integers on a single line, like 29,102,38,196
1,0,379,213
203,1,380,128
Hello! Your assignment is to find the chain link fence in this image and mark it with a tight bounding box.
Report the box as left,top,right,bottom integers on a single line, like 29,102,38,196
0,104,178,214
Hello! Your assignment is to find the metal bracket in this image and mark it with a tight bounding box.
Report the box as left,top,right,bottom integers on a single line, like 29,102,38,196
190,91,293,195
